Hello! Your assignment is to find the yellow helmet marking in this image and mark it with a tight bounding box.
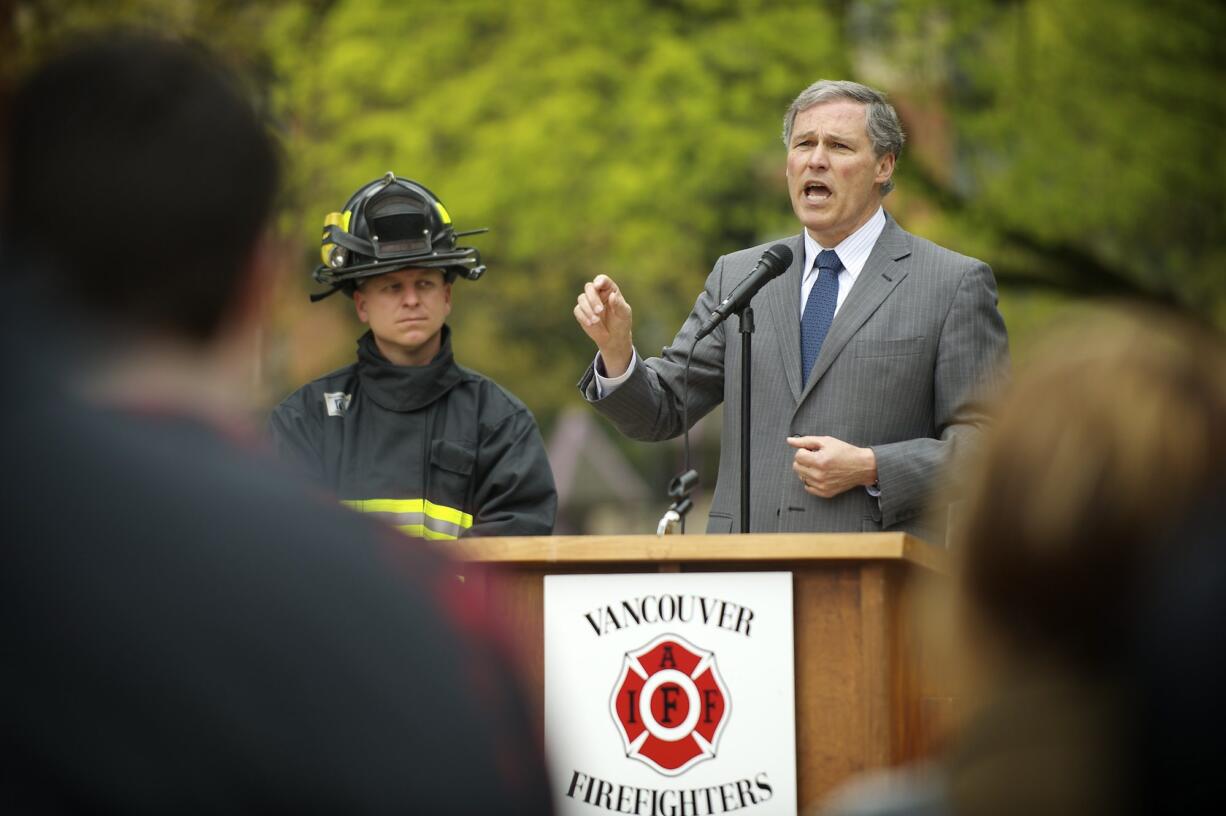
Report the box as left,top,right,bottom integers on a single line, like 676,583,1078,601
320,210,354,266
434,201,452,225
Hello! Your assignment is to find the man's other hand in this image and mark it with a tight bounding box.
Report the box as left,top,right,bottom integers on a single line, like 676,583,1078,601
787,436,878,498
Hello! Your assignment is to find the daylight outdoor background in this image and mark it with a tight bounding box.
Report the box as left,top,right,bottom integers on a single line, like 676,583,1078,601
6,0,1223,532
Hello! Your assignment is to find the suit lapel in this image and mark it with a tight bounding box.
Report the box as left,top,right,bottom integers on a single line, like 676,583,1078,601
762,232,808,403
798,217,913,403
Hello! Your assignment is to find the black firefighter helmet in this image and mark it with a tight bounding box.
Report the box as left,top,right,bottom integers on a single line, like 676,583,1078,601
310,172,487,301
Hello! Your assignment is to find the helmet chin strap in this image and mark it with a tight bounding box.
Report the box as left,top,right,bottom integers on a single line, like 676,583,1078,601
309,286,344,303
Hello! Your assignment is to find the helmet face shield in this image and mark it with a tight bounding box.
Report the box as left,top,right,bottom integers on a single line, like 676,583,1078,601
310,173,487,301
365,189,434,257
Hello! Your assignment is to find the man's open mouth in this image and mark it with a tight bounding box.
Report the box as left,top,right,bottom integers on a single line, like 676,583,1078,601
803,181,832,202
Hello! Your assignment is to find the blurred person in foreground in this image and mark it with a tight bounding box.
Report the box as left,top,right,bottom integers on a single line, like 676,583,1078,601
1129,484,1226,812
818,306,1226,816
574,79,1007,540
0,34,551,813
269,174,556,539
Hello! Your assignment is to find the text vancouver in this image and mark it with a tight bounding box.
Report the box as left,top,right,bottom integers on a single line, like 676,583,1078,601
584,595,755,638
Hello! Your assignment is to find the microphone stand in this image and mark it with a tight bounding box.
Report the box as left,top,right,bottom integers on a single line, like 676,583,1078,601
661,243,789,537
738,305,754,533
656,469,697,537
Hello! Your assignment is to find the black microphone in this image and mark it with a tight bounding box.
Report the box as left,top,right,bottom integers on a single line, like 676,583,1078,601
695,244,793,341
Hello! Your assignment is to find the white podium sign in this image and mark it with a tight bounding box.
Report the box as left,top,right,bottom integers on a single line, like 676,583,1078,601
544,572,796,815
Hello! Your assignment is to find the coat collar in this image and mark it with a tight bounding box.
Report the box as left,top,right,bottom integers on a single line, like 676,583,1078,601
356,325,464,412
762,231,809,402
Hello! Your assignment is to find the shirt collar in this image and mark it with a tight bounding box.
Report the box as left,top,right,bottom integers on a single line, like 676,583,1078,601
801,206,886,284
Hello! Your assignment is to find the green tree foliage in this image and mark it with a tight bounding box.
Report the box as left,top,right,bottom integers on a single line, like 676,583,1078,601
873,0,1226,323
9,0,1225,432
266,0,850,426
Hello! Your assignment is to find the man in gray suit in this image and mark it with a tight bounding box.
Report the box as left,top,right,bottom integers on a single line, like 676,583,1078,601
574,79,1008,541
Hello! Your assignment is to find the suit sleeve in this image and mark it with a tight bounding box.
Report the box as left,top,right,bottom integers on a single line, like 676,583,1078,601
577,257,729,441
464,408,557,537
871,261,1009,528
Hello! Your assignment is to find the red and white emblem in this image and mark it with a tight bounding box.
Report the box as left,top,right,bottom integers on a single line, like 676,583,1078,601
609,633,730,775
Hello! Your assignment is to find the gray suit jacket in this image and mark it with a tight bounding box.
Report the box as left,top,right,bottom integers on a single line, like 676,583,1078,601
579,215,1008,540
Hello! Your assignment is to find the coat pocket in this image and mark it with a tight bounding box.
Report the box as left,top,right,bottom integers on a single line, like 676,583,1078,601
430,439,475,476
854,336,926,358
428,440,476,521
706,512,734,534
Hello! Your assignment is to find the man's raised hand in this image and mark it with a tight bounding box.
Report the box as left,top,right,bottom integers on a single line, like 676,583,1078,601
574,274,634,377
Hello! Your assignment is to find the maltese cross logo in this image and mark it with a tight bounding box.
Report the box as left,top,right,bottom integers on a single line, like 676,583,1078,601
609,633,730,775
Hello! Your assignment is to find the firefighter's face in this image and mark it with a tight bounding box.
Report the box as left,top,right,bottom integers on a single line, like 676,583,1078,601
353,267,452,366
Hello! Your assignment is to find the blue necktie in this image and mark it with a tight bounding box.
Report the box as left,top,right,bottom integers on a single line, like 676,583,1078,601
801,250,842,383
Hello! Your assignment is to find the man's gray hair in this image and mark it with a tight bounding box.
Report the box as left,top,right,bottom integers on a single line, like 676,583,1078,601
782,79,905,195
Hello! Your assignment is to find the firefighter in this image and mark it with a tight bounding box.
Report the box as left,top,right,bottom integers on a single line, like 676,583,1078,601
270,174,557,538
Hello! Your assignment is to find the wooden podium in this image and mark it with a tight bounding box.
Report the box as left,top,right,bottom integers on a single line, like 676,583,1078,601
453,532,951,807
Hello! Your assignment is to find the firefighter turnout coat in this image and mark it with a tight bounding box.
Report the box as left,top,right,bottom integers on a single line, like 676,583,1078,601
269,327,556,539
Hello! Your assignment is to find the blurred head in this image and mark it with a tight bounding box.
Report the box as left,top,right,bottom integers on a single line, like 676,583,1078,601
353,267,452,366
783,81,902,246
955,307,1226,670
1,33,279,343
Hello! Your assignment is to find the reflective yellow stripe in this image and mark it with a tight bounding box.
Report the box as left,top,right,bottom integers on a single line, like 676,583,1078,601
341,498,473,540
425,500,471,527
341,498,473,527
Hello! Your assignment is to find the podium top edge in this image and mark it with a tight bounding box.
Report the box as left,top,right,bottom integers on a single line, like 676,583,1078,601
448,532,949,574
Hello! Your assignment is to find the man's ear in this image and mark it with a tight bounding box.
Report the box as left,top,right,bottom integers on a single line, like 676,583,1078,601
875,152,897,187
353,286,369,324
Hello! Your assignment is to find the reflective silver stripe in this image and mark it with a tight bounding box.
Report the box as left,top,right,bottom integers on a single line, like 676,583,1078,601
363,511,466,539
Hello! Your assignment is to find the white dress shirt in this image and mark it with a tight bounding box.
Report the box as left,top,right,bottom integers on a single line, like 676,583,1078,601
800,205,885,318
